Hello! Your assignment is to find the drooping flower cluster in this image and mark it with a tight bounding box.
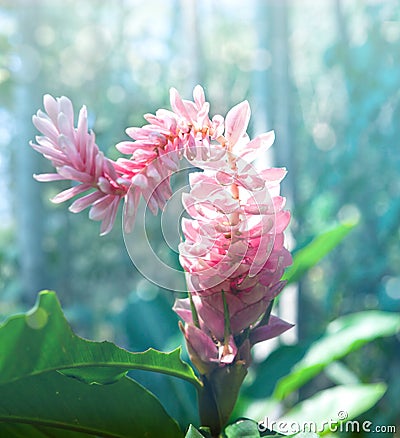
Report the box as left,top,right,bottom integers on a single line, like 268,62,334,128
31,87,223,234
31,95,129,235
31,85,293,377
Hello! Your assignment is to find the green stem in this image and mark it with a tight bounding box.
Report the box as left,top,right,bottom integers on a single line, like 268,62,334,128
197,362,248,437
198,375,222,437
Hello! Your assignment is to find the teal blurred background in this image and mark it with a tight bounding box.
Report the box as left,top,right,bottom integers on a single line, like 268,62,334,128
0,0,399,434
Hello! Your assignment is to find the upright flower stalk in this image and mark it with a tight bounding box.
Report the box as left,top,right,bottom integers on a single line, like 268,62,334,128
31,86,293,436
172,93,293,435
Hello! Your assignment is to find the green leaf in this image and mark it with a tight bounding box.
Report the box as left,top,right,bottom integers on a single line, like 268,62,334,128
0,290,201,389
224,419,260,438
274,311,400,400
185,424,206,437
224,418,289,437
0,371,182,437
281,383,386,434
232,397,281,430
283,222,357,284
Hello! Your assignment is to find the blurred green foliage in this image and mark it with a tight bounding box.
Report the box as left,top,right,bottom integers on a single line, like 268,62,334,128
0,0,399,435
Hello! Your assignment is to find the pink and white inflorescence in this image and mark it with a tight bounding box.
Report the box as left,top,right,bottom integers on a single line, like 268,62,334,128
31,85,293,375
171,93,293,373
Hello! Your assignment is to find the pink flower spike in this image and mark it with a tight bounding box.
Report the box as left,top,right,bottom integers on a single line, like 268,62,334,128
31,94,128,235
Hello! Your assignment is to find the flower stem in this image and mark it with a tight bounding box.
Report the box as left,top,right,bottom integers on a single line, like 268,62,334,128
198,362,248,437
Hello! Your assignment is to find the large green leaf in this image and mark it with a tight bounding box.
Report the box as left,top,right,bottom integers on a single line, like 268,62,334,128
273,311,400,400
0,290,201,389
0,371,182,437
232,397,281,429
283,222,356,284
281,383,386,434
224,419,260,437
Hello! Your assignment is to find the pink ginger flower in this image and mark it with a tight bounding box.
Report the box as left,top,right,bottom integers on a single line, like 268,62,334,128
113,86,225,227
31,95,130,235
30,86,229,235
174,94,293,371
30,86,293,375
31,91,190,234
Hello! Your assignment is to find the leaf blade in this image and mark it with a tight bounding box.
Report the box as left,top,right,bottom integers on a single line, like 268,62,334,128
273,311,400,400
185,424,206,438
283,222,357,284
224,419,261,437
0,371,183,438
0,291,201,389
280,383,386,434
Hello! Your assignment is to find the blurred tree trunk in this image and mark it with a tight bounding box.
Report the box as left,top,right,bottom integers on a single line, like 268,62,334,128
13,2,47,304
269,0,294,200
261,0,298,345
252,0,273,152
179,0,205,90
250,0,297,356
